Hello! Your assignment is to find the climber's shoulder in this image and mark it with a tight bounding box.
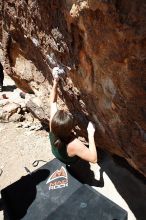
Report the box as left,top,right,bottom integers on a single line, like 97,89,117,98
67,138,86,156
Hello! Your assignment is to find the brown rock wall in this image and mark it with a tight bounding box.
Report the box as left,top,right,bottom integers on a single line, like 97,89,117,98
1,0,146,176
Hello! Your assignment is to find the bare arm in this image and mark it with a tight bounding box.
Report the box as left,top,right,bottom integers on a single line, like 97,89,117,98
87,122,97,162
67,122,98,163
50,79,58,105
87,134,97,163
49,78,59,129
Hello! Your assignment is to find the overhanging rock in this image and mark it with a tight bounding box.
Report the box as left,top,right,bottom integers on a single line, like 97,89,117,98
1,0,146,177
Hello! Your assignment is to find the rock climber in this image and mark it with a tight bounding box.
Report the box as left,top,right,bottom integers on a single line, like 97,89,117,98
49,67,98,165
0,62,4,92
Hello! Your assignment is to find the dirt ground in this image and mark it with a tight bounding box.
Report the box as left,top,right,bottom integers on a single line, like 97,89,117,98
0,74,54,190
0,122,54,190
0,75,54,219
0,121,55,220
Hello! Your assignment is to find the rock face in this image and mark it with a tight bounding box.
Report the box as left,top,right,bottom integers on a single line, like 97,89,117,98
1,0,146,176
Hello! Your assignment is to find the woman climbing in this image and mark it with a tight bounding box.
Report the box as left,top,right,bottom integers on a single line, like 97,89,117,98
49,67,98,165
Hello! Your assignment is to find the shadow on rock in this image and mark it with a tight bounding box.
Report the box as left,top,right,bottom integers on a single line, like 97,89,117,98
66,159,104,187
99,151,146,220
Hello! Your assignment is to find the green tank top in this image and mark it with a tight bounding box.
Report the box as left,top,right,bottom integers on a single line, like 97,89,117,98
49,132,78,164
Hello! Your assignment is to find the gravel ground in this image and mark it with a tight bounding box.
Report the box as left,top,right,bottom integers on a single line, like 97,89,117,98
0,122,54,190
0,122,54,220
0,74,54,190
0,75,54,219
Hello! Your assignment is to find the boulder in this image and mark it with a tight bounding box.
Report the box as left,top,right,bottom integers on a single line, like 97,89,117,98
9,112,22,122
2,103,20,113
1,0,146,177
0,102,20,121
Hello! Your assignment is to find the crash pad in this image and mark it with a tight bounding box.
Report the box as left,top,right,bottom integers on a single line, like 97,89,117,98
1,158,127,220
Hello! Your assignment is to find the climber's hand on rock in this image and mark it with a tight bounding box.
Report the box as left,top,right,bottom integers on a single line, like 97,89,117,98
53,72,60,80
87,121,95,136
